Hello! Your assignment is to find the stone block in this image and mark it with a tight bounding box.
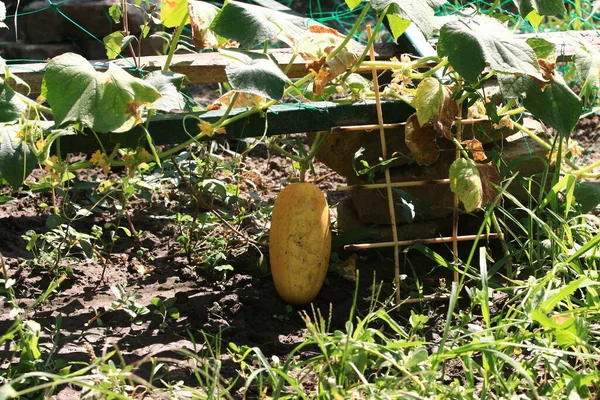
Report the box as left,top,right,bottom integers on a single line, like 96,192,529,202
345,137,549,225
312,121,513,178
20,0,146,43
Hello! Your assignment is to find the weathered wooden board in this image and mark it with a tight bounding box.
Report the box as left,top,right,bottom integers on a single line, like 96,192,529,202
6,43,402,95
57,100,415,153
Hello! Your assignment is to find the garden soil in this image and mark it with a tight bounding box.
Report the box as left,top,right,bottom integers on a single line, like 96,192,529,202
1,118,598,398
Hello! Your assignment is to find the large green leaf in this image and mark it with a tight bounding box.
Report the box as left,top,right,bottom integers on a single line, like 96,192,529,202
574,181,600,214
0,124,37,190
370,0,445,39
512,0,566,17
42,53,161,133
499,74,581,137
144,71,186,112
210,0,308,49
437,15,541,82
0,77,26,123
221,49,289,100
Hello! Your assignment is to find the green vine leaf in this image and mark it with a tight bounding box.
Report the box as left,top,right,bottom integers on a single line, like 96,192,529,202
144,71,187,112
0,124,37,190
499,74,581,137
42,53,161,133
103,31,136,59
0,78,27,123
161,0,190,28
437,15,541,82
221,49,289,100
210,0,308,49
413,77,444,126
512,0,566,17
370,0,445,39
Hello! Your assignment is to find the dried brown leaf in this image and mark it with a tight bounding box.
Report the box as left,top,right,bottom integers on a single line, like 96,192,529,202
311,49,358,96
477,163,500,208
405,114,440,166
433,86,458,139
462,138,487,162
188,0,218,50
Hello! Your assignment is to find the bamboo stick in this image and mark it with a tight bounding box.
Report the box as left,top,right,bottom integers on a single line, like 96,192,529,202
334,123,405,131
344,233,500,251
337,179,450,192
367,26,402,306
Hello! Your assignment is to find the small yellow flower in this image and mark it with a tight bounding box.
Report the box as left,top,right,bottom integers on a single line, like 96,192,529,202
16,130,25,139
44,155,59,172
90,150,105,165
199,120,214,137
35,138,47,152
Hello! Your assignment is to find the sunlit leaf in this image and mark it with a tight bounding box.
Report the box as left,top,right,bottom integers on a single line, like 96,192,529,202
42,53,161,133
103,31,136,59
210,0,308,49
449,158,482,212
345,0,363,10
437,14,541,82
161,0,190,28
413,77,443,126
525,9,544,31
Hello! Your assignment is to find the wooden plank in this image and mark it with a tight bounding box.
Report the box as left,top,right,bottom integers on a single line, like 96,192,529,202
6,43,402,95
57,100,415,153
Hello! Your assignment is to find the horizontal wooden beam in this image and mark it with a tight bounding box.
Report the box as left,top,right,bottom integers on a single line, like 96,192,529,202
57,100,415,153
6,43,402,95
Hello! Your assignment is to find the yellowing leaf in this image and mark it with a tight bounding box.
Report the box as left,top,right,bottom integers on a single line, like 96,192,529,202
413,77,444,126
405,114,439,166
188,0,219,50
449,158,482,212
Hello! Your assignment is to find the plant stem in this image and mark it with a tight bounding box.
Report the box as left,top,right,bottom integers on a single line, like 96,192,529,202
122,0,139,69
341,6,387,82
163,11,189,71
326,3,370,62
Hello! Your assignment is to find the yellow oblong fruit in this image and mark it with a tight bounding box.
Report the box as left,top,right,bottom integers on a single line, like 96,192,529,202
269,182,331,305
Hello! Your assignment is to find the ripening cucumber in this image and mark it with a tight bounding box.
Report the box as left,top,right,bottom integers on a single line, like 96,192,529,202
269,182,331,305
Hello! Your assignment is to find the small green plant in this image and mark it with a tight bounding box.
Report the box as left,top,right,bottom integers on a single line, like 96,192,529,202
150,296,180,331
